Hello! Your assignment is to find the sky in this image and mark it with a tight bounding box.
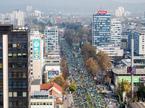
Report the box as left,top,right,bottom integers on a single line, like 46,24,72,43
0,0,145,15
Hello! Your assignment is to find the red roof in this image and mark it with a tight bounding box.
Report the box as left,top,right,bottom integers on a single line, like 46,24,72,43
40,82,63,93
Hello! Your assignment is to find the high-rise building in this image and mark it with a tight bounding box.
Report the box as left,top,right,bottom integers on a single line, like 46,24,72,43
92,10,111,47
29,31,43,81
111,18,122,46
0,25,29,108
115,7,125,17
128,29,145,56
44,26,59,56
11,10,25,27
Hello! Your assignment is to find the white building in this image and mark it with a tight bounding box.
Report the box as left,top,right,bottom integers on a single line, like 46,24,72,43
11,10,25,27
115,7,125,17
96,44,124,57
43,65,61,83
44,26,59,56
43,54,61,83
29,31,44,80
32,10,42,18
44,54,60,65
30,91,55,108
111,18,122,46
30,79,41,94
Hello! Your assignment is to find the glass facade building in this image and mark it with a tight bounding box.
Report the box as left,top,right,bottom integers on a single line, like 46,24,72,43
0,25,28,108
92,11,111,47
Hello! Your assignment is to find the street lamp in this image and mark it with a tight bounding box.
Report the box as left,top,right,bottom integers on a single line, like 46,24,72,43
131,32,134,99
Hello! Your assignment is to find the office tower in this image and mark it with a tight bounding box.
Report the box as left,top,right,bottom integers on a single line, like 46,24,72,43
11,10,25,27
29,31,43,81
92,10,111,47
44,26,59,56
128,28,145,56
0,25,28,108
111,18,122,46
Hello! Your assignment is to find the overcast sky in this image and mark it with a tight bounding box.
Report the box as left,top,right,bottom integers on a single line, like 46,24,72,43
0,0,145,15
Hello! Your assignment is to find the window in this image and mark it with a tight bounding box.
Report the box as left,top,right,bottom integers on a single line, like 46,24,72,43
22,73,26,78
17,43,21,48
12,44,17,48
9,92,12,97
8,53,12,57
13,92,17,97
9,102,13,107
0,64,2,69
22,92,27,97
13,53,17,57
17,53,22,56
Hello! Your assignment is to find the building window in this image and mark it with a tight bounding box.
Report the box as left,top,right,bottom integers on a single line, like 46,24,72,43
9,102,13,107
17,53,22,56
12,44,17,48
0,64,2,69
9,92,12,97
8,53,12,57
13,53,17,57
13,92,17,97
22,92,27,97
22,73,27,78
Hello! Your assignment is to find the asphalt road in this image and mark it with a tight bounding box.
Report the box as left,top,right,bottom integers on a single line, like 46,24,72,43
61,38,106,108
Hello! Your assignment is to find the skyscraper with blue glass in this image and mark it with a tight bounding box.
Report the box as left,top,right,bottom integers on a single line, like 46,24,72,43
92,10,111,47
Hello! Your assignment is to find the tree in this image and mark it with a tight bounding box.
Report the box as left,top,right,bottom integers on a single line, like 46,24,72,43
60,57,69,80
104,75,111,84
52,75,68,90
118,80,131,102
137,84,145,101
85,57,99,76
81,43,96,59
69,81,77,93
96,51,112,72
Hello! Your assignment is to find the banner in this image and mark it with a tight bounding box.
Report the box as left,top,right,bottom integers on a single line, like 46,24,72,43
33,39,40,60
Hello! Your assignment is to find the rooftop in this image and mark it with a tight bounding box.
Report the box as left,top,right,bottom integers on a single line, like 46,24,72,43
112,67,145,75
40,82,63,93
31,79,40,85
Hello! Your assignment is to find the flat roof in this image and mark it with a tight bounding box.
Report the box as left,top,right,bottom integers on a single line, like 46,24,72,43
31,79,40,85
112,67,145,75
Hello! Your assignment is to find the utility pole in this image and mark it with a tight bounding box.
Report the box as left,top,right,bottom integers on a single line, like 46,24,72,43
131,33,134,99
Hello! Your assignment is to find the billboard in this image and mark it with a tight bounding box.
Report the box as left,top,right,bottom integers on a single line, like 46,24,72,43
33,39,40,60
127,66,136,74
118,76,140,83
48,70,59,78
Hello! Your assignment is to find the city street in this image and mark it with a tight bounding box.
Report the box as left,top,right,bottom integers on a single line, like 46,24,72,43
61,38,106,108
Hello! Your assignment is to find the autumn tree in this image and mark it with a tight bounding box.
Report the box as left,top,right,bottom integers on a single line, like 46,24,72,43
96,51,112,72
85,57,99,76
60,57,69,80
63,23,91,46
81,43,96,60
104,75,112,84
52,75,68,91
118,80,131,102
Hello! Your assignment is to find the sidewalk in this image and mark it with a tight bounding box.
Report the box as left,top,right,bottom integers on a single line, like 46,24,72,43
63,93,74,108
